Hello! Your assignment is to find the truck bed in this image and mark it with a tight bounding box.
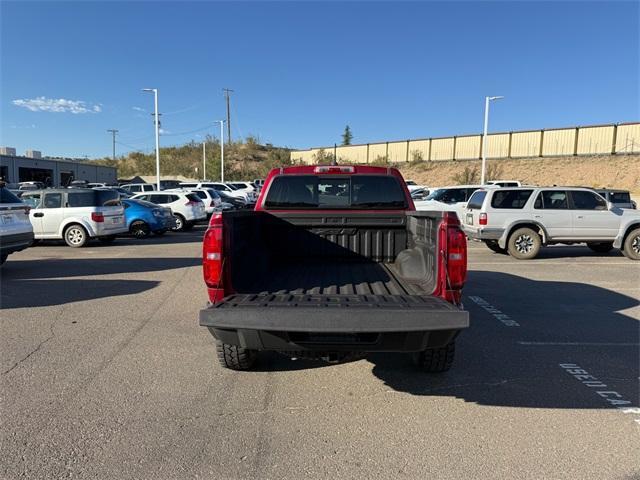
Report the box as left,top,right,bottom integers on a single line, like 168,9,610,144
244,260,412,296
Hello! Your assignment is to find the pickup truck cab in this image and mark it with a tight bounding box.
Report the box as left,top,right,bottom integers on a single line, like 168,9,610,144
462,186,640,260
199,165,469,372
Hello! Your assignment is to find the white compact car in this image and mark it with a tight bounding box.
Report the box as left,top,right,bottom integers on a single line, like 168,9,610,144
0,184,34,264
226,182,259,202
132,191,207,231
20,189,127,247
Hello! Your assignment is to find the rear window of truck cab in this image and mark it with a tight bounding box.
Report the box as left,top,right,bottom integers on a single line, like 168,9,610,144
263,174,408,210
490,189,533,209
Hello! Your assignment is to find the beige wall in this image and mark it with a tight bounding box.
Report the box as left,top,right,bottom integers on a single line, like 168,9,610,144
455,135,481,159
617,124,640,153
542,128,576,156
486,133,510,158
291,122,640,164
510,131,541,157
577,126,615,155
431,137,455,160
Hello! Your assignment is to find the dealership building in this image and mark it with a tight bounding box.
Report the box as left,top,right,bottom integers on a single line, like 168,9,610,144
0,148,117,187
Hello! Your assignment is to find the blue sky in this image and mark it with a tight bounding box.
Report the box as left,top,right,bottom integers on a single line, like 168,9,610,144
1,1,638,159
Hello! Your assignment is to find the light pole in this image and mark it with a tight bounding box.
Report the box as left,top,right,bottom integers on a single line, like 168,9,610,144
142,88,161,191
202,141,206,180
481,95,504,185
216,120,225,182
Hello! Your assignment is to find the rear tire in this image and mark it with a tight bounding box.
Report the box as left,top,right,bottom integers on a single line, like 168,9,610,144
172,214,186,232
507,227,541,260
130,220,151,239
412,341,455,373
587,242,614,253
622,228,640,260
216,342,257,370
64,224,88,248
484,240,507,254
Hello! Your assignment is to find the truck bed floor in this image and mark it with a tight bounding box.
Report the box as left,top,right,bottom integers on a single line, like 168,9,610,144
243,261,412,296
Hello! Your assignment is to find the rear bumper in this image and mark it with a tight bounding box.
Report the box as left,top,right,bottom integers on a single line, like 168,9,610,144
464,226,504,241
199,294,469,352
0,231,34,255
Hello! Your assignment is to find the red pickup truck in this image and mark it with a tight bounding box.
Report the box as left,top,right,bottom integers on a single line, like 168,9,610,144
199,165,469,371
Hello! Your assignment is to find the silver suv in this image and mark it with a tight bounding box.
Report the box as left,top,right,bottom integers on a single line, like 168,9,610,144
462,187,640,260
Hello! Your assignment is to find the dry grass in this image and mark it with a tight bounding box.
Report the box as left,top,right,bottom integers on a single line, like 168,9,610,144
398,154,640,192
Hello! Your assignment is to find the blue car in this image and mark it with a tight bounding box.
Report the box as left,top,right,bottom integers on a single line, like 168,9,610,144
122,198,176,238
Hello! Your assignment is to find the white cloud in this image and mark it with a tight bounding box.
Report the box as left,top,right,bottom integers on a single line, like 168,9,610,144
159,128,171,135
12,96,102,114
132,106,146,112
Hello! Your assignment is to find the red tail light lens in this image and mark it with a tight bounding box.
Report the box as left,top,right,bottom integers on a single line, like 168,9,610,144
313,166,355,174
479,213,488,225
91,212,104,223
203,213,225,302
437,212,468,303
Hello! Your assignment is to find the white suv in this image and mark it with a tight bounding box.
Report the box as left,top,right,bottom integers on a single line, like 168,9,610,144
179,182,251,202
20,189,127,247
165,188,222,216
0,185,34,264
121,183,156,194
462,187,640,260
132,191,206,231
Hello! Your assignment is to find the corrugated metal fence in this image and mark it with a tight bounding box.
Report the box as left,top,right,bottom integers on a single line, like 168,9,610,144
291,122,640,164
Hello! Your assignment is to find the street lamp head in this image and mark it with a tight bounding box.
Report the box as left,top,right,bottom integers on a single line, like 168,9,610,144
142,88,156,93
489,95,504,101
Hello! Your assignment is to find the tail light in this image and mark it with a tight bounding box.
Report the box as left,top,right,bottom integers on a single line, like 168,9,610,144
91,212,104,223
314,166,355,174
203,213,225,303
437,212,468,304
479,213,488,225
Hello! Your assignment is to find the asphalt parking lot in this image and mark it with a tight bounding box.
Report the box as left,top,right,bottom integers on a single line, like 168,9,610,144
1,229,639,479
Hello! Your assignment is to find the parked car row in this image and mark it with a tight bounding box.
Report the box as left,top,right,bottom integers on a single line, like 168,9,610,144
0,178,260,264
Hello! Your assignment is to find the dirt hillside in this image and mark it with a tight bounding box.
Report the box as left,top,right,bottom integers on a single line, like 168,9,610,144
398,154,640,193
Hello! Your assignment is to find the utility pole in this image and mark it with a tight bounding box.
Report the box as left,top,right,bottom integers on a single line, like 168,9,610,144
202,141,206,181
107,129,118,160
223,88,233,144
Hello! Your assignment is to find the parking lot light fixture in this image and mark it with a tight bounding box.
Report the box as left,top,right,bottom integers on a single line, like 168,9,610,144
142,88,161,191
481,95,504,185
216,120,225,182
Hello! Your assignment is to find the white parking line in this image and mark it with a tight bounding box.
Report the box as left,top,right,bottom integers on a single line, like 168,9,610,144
470,262,636,266
519,342,639,346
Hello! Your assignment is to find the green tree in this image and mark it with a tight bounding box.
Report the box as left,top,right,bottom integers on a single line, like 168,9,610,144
341,125,353,146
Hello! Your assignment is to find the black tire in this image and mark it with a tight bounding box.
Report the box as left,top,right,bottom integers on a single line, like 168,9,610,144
0,253,7,265
64,224,88,248
622,227,640,260
152,229,166,236
484,240,507,254
130,220,151,239
587,242,614,253
172,214,186,232
98,235,116,244
216,342,257,371
412,341,455,373
507,227,541,260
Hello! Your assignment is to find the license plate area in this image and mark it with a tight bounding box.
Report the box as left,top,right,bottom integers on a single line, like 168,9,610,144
466,213,473,225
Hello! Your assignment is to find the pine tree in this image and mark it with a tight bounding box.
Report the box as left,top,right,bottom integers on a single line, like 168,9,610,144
341,125,353,145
